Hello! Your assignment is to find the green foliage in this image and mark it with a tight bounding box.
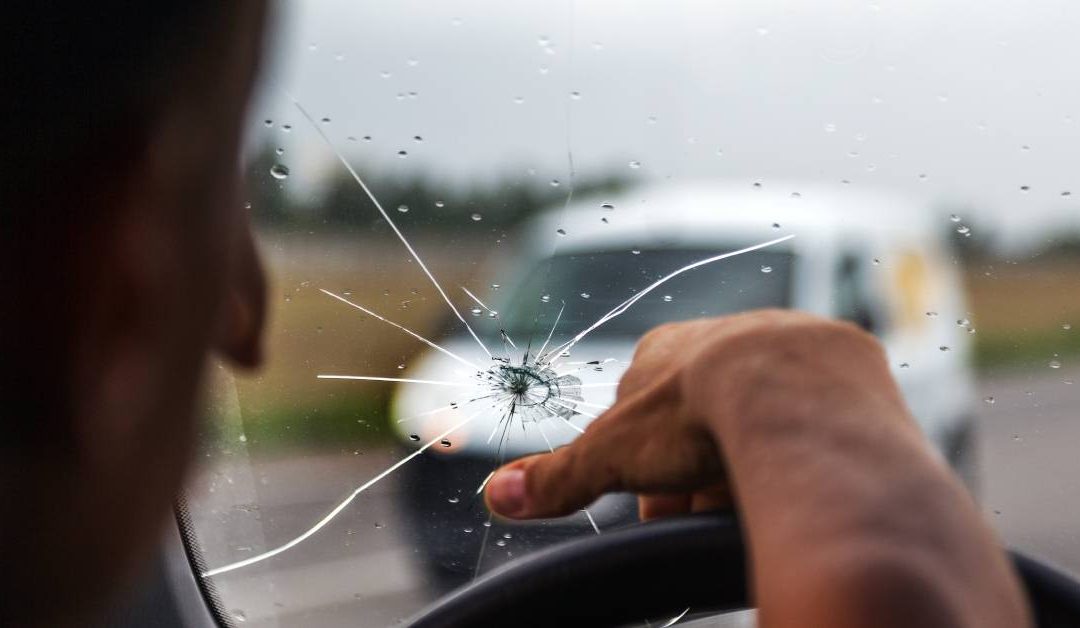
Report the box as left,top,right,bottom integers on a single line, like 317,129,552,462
973,327,1080,371
245,142,631,231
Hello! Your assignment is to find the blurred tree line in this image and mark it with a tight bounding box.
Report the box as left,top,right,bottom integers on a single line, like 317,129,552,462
245,142,630,231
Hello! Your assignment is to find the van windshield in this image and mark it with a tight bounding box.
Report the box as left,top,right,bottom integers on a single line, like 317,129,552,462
502,248,794,339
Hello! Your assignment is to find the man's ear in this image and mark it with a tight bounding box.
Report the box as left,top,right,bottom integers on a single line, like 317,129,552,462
213,210,266,369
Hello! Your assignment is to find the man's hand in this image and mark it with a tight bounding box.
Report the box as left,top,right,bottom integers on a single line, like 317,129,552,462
485,310,901,520
484,310,1031,628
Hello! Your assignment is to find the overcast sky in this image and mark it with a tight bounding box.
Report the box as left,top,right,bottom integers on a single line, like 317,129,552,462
248,0,1080,251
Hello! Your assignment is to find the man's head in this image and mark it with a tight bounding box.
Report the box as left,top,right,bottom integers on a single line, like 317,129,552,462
0,4,269,624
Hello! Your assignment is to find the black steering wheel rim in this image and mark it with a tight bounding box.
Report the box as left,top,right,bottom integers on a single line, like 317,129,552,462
406,512,1080,628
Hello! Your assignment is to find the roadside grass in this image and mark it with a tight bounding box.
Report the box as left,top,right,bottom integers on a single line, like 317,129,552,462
965,257,1080,371
206,233,1080,450
203,231,484,453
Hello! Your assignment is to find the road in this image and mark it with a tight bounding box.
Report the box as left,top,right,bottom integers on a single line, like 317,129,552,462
185,365,1080,627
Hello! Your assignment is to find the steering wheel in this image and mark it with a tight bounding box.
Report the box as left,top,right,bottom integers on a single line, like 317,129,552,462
406,513,1080,628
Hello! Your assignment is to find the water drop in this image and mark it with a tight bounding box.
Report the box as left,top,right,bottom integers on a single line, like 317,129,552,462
631,249,641,255
569,91,582,100
939,346,950,352
772,222,781,229
556,228,567,236
662,295,673,302
756,26,770,36
824,123,837,133
232,610,247,623
281,124,292,132
956,225,970,235
496,539,507,547
362,135,372,142
984,396,996,405
926,311,938,318
950,214,961,223
414,135,424,142
601,202,615,210
380,70,392,78
647,115,658,124
275,147,284,156
1063,323,1072,330
628,160,642,169
397,204,409,213
491,284,501,290
760,265,773,274
580,292,591,299
320,117,331,124
397,150,408,158
873,258,881,265
470,307,482,317
263,119,273,127
899,362,910,369
1063,191,1073,197
440,439,452,448
550,179,561,188
269,164,290,180
448,496,460,504
957,318,970,327
471,213,483,222
464,527,473,533
1021,145,1031,152
1050,359,1062,369
540,294,551,303
435,200,445,208
1020,185,1031,192
409,434,420,442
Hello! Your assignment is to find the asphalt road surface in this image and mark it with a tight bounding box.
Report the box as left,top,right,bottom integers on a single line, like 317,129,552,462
186,365,1080,627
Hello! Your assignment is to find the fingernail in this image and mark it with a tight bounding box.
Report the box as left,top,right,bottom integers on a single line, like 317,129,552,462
487,469,527,516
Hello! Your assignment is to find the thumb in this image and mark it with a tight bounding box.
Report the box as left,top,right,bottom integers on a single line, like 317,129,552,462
484,418,630,519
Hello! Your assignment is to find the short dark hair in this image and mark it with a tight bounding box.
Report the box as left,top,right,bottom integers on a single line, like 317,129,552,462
0,3,233,205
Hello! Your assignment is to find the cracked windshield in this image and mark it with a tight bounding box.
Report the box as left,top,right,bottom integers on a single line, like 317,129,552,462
186,1,1080,625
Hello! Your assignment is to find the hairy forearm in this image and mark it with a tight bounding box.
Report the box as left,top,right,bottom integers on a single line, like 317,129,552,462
705,370,1031,628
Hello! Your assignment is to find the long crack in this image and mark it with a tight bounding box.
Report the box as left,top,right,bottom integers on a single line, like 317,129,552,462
200,93,796,579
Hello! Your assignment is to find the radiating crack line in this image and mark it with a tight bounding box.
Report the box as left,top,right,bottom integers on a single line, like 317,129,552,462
202,410,483,578
317,375,473,387
536,422,601,535
291,96,493,358
320,288,481,370
659,607,691,627
545,398,599,419
395,403,462,424
535,301,566,361
474,402,519,580
541,235,796,364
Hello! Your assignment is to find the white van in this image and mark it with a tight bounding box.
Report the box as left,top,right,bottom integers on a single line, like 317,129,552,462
391,182,977,586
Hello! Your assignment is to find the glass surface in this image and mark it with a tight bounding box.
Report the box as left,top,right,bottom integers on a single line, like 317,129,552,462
182,1,1080,626
501,249,794,337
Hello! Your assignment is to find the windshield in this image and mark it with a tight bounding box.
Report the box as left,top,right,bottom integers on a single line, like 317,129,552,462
179,1,1080,626
501,249,794,338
